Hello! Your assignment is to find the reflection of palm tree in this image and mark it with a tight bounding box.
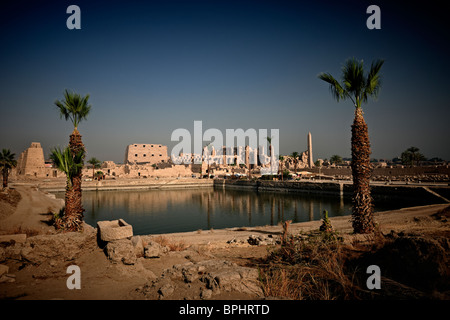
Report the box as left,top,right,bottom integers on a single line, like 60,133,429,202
270,197,275,226
318,57,384,234
294,201,298,222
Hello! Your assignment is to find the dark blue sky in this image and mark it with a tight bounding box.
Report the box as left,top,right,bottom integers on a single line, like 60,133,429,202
1,0,449,163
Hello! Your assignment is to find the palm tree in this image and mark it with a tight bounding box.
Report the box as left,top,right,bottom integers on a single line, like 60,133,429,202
50,146,85,231
0,149,17,189
291,152,299,173
401,146,425,166
318,57,384,234
279,155,284,181
55,89,91,231
87,157,102,179
330,155,343,165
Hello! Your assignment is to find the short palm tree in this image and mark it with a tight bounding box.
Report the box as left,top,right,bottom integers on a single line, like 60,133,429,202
87,157,102,179
318,57,384,234
55,89,91,231
0,149,17,189
330,155,343,165
50,146,85,231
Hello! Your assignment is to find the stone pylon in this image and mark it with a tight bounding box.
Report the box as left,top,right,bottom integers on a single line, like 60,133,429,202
307,132,313,168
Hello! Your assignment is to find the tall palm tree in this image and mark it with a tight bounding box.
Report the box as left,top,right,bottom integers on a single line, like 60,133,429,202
318,57,384,234
55,89,91,231
87,157,102,179
279,155,284,181
291,152,299,173
0,149,17,189
50,146,85,231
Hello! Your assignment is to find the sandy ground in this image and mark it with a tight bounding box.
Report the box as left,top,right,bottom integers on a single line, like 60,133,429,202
0,185,449,301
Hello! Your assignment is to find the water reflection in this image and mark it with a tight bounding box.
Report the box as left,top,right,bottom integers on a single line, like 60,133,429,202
52,185,443,235
66,188,352,235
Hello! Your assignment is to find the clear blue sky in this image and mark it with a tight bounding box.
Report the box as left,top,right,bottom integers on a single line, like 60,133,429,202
1,0,449,163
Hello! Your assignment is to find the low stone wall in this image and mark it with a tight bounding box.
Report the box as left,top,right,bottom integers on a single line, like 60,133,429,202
215,179,449,203
308,165,450,177
14,177,214,192
215,179,344,195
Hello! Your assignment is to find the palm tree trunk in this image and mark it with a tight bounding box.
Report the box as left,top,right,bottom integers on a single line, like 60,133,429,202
351,108,375,233
68,128,85,231
2,168,7,189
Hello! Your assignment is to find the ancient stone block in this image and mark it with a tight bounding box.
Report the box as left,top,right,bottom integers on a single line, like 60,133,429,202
105,239,137,265
0,264,9,277
97,219,133,242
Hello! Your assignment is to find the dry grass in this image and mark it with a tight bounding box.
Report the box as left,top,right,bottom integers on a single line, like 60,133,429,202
152,235,188,251
259,231,361,300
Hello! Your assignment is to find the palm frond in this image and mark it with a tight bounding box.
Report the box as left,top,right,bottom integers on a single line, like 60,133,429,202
54,89,91,128
342,58,366,105
50,146,85,187
363,59,384,102
0,149,17,169
318,72,346,102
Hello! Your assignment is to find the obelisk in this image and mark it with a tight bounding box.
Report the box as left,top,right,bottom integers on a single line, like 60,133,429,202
307,132,313,168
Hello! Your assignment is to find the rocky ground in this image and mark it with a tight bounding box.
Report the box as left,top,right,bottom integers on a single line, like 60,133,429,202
0,185,449,300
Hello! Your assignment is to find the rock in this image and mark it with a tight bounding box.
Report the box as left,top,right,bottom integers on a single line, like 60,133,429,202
247,234,268,246
0,248,5,262
158,282,175,298
200,288,213,299
105,239,137,265
0,264,9,277
97,219,133,242
20,231,96,265
144,241,167,258
0,234,27,244
131,236,144,257
0,274,15,283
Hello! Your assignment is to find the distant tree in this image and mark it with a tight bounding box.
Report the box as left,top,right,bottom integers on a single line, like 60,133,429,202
330,155,343,165
401,147,426,166
291,152,299,172
0,149,17,189
87,157,102,179
314,160,322,167
279,155,284,181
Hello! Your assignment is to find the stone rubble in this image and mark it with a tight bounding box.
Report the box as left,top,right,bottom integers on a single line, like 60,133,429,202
135,259,264,300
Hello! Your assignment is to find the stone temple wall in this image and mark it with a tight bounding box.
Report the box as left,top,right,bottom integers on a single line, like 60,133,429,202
124,143,169,165
16,142,47,177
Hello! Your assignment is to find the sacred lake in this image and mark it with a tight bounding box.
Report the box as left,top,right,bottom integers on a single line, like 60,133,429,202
55,185,443,235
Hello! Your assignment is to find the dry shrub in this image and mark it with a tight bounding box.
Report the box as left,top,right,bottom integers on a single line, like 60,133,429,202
260,232,360,300
153,235,188,251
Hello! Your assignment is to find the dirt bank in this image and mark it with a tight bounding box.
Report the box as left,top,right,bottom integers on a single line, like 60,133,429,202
0,185,449,300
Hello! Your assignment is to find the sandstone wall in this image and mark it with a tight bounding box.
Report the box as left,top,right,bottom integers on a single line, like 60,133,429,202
125,143,169,165
15,142,47,177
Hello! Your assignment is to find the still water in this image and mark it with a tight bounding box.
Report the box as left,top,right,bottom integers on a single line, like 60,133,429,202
56,187,437,235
